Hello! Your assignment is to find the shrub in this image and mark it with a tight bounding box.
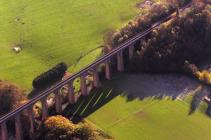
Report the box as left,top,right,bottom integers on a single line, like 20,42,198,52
32,62,67,89
43,116,104,140
44,115,76,140
73,123,94,140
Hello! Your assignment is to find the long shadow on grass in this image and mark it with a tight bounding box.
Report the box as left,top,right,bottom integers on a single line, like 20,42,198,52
63,82,120,123
63,72,202,123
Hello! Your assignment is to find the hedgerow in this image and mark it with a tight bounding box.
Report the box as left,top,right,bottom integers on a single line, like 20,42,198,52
104,0,211,75
32,62,67,89
104,0,191,52
130,0,211,73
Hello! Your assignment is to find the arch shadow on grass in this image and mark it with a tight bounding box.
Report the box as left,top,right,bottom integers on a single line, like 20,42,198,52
63,85,119,123
63,72,204,123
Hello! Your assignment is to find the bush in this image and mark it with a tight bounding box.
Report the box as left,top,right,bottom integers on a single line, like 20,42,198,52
73,123,94,140
44,115,75,140
32,62,67,89
43,115,98,140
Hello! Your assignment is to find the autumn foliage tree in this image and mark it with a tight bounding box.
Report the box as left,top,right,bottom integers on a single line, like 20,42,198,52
104,0,191,50
0,80,27,116
0,80,32,139
104,0,211,75
132,0,211,73
43,115,99,140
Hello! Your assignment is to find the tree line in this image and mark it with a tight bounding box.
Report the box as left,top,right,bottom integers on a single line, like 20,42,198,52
104,0,211,75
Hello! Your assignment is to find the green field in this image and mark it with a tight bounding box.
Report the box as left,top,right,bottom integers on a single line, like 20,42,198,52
0,0,140,90
88,96,211,140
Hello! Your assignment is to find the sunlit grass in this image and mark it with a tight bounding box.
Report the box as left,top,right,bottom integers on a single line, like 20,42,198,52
0,0,141,90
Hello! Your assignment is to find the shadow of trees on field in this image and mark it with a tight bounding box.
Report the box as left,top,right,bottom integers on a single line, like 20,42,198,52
63,72,207,123
113,73,200,100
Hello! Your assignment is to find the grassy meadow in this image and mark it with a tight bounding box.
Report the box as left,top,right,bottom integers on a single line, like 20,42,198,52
87,96,211,140
0,0,141,90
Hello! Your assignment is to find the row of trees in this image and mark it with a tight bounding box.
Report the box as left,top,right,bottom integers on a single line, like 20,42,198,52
103,0,211,75
129,0,211,73
103,0,191,53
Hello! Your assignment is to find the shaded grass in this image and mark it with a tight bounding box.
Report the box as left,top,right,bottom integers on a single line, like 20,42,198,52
63,85,211,140
63,86,116,123
63,73,211,140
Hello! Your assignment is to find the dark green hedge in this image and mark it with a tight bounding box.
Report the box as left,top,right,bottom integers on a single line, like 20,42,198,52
32,62,67,89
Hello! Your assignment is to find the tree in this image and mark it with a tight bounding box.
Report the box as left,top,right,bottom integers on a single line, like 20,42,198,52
43,115,101,140
0,80,27,116
44,115,76,140
0,80,31,139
